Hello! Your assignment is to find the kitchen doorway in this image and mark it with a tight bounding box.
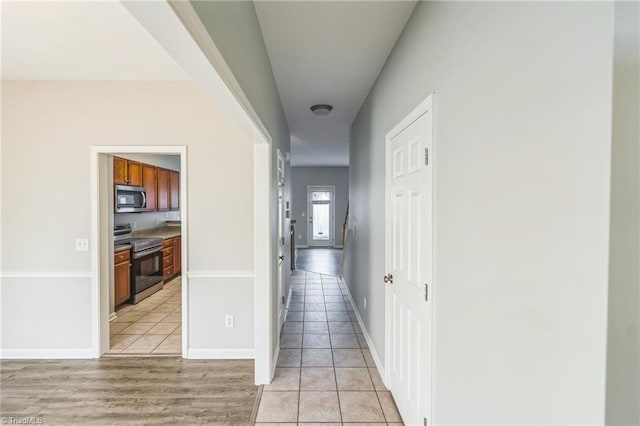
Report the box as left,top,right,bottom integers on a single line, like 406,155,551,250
91,146,188,358
307,185,336,247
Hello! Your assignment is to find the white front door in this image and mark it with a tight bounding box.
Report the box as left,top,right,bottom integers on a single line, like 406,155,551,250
385,96,434,425
307,185,335,247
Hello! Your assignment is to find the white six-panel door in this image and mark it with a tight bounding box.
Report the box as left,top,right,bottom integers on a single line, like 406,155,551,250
385,95,434,426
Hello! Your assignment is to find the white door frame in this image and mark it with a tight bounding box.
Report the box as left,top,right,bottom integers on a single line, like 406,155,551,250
307,185,336,247
276,150,286,329
384,93,437,423
90,145,189,358
253,132,273,385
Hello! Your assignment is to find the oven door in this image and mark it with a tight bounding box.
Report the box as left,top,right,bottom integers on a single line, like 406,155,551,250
131,248,163,294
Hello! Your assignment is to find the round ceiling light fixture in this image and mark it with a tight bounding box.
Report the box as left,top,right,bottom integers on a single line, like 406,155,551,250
310,104,333,116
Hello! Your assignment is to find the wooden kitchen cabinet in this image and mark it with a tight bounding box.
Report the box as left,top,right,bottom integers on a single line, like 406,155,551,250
162,238,174,280
173,236,181,275
114,250,131,307
113,156,143,187
169,170,180,211
142,164,157,211
157,168,170,211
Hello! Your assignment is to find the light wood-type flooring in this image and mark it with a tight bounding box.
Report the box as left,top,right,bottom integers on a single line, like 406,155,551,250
1,357,257,425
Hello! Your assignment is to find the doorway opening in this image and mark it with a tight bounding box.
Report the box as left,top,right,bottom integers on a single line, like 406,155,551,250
91,146,188,358
307,185,336,247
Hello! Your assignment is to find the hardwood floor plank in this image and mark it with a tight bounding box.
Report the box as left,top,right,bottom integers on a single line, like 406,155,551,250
1,358,257,425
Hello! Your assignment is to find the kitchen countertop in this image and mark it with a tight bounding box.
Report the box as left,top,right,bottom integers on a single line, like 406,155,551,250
114,244,131,253
132,225,181,240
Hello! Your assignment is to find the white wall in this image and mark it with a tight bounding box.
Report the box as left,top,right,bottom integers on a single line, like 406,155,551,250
1,81,256,356
291,167,349,247
347,2,614,424
605,2,640,425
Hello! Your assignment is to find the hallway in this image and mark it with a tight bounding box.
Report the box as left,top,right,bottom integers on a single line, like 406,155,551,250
295,248,343,276
256,270,403,424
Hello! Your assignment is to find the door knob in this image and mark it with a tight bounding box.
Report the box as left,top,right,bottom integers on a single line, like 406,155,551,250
383,273,394,284
279,256,284,261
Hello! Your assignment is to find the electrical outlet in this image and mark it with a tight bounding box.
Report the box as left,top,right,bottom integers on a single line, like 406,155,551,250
301,212,305,217
75,238,89,252
132,221,137,229
298,234,302,240
225,315,234,328
364,297,367,310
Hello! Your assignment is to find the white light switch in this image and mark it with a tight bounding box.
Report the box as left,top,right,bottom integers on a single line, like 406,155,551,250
75,238,89,252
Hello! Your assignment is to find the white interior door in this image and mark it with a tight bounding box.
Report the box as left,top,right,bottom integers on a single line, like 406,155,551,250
307,186,335,247
277,151,286,328
385,97,433,425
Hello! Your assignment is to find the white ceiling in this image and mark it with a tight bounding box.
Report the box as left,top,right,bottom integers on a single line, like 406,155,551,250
1,1,189,80
255,1,416,167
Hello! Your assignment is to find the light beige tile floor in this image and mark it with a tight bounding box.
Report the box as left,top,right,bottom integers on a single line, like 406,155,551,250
108,277,181,354
256,270,404,425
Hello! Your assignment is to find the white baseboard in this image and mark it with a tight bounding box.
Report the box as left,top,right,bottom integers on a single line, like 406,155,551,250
109,312,118,321
0,348,94,359
295,244,309,249
270,341,280,382
334,245,344,249
340,277,386,379
187,348,255,359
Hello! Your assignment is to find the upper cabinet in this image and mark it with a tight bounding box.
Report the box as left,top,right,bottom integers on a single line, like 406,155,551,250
113,156,143,187
142,164,157,211
157,168,170,211
114,157,179,213
170,171,180,211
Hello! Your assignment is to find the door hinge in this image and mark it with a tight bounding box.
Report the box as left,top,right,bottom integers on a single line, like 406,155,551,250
282,296,285,305
424,148,429,166
425,284,429,302
424,418,428,426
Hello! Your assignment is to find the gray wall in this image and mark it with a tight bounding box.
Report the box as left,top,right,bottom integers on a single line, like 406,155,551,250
606,2,640,425
291,167,349,247
191,1,292,357
347,2,614,424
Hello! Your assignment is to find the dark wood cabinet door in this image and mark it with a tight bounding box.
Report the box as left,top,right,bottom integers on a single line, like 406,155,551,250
143,164,157,211
157,168,170,211
114,260,131,306
169,171,180,210
113,157,128,185
173,236,181,275
127,161,143,187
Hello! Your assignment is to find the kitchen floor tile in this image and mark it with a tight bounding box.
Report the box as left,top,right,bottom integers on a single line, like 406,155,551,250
332,349,366,367
281,333,303,349
303,322,329,334
120,322,156,335
301,349,334,367
300,368,336,391
264,368,300,391
303,333,331,349
147,322,180,335
335,367,374,390
277,349,302,367
339,391,385,423
298,391,341,423
256,391,298,423
377,390,403,422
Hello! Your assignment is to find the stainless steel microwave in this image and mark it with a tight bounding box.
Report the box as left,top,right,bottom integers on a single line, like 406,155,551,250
115,185,147,213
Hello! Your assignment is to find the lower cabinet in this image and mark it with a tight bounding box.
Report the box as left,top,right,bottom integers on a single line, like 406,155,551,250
162,236,182,281
114,250,131,307
163,239,174,280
